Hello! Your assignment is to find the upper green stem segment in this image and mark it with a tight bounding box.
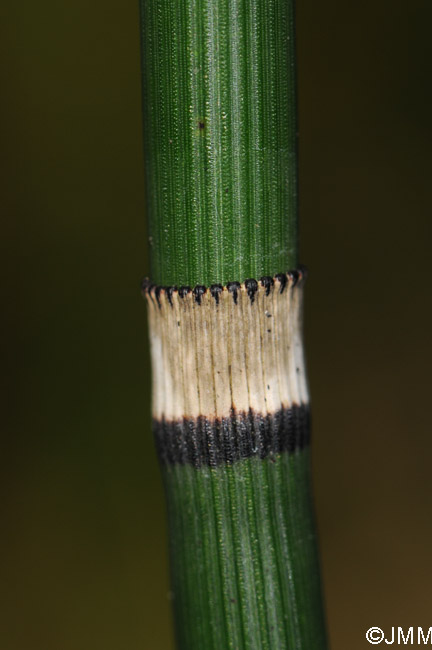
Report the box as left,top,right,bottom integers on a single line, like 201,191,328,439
140,0,298,287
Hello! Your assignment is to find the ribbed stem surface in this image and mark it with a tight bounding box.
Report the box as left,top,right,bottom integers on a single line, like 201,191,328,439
140,2,327,649
163,451,326,649
140,0,297,286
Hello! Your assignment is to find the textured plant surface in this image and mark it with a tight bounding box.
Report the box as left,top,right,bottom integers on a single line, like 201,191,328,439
141,0,297,286
140,1,327,648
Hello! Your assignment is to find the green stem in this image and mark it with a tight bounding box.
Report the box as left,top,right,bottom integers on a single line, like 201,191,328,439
140,2,327,649
140,0,298,286
164,451,326,649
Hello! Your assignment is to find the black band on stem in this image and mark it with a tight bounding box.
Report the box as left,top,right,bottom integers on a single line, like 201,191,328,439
153,404,310,468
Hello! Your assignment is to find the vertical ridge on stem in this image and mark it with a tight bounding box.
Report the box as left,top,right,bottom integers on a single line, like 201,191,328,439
140,0,298,286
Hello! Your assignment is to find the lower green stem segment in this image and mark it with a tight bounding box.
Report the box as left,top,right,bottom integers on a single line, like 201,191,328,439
145,276,327,648
162,448,327,649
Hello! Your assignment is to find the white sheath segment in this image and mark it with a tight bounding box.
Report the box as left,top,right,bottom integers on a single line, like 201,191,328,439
145,276,309,421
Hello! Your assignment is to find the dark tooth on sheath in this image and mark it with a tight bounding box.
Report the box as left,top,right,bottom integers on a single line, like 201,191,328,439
227,281,241,304
193,285,207,305
275,273,288,293
259,276,274,296
245,278,259,303
210,284,223,305
178,286,192,299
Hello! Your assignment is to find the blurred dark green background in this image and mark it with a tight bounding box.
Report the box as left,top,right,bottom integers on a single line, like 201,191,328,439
2,1,432,648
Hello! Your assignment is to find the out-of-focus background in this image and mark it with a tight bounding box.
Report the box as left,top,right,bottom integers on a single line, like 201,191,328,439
2,1,431,648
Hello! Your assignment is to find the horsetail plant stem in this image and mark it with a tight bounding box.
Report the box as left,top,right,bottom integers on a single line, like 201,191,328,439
140,1,327,648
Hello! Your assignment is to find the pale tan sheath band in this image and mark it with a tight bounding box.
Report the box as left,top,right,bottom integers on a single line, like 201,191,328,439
144,273,309,422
